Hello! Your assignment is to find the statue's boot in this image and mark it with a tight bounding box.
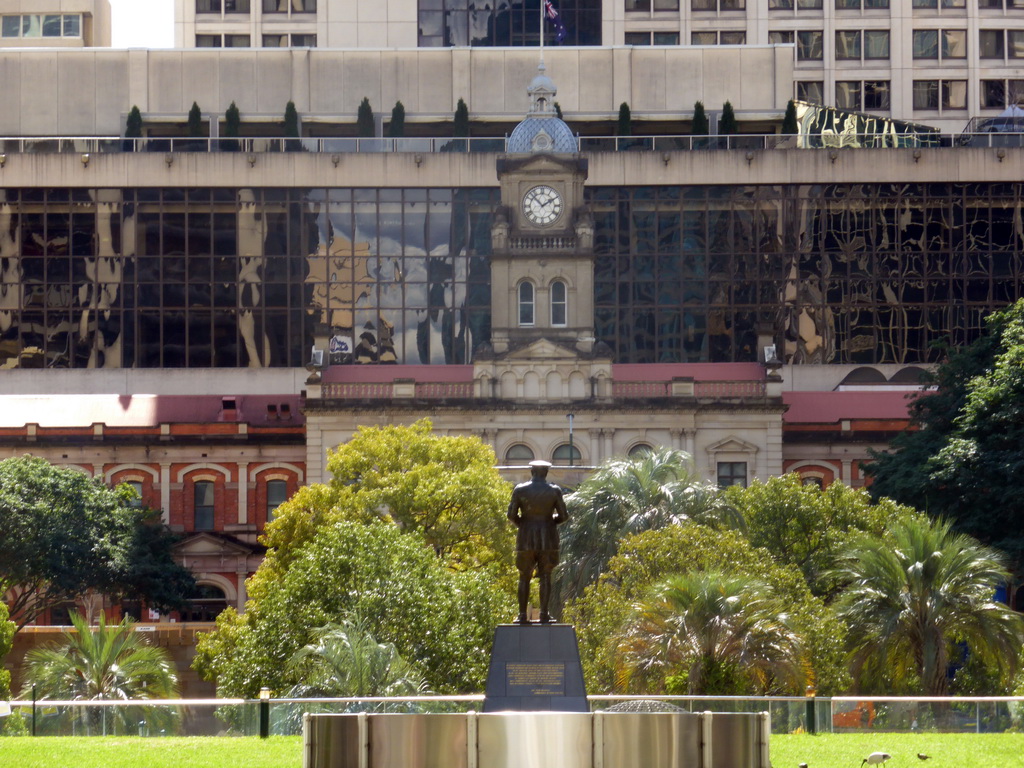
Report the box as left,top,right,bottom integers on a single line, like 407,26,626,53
517,613,531,625
539,612,553,624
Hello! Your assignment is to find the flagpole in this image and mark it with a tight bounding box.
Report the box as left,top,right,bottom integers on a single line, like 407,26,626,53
539,0,545,65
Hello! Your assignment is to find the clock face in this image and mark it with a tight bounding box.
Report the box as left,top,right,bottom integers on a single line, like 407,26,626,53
522,185,564,227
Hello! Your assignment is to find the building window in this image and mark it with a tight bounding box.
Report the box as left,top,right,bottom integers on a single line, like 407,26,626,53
913,79,967,110
691,30,746,43
628,443,654,457
418,0,602,47
770,0,824,8
518,282,535,326
913,0,964,7
835,0,889,8
551,280,568,326
769,30,794,44
552,443,582,464
1,14,82,38
835,30,862,59
181,584,228,622
197,0,220,11
692,0,746,9
196,34,222,47
838,80,891,110
292,33,317,46
226,0,251,11
194,481,215,531
627,31,680,44
627,0,681,8
224,35,251,47
913,29,967,59
979,0,1024,7
264,0,317,11
126,481,144,508
505,444,535,463
267,479,288,522
797,30,823,60
717,461,747,487
981,78,1024,107
797,81,824,102
980,29,1024,58
801,475,824,487
263,34,286,46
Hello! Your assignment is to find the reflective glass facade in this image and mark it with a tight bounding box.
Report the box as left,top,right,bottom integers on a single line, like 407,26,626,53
417,0,602,47
2,183,1023,370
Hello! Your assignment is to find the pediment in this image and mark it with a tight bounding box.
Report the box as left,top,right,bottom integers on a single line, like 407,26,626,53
706,436,759,455
173,532,255,557
502,338,581,362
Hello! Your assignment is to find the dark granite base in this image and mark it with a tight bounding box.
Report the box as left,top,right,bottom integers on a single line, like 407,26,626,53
483,623,589,712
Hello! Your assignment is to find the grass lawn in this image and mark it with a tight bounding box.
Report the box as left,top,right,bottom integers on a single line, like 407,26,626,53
0,736,303,768
772,733,1024,768
1,732,1021,767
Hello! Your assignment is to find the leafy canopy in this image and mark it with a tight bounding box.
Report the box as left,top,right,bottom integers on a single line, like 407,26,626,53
865,298,1024,570
0,456,194,629
833,517,1024,696
0,602,12,698
726,474,922,598
193,520,506,697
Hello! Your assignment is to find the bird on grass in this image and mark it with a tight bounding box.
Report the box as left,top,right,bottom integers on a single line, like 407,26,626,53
917,754,931,761
861,753,892,767
799,763,808,768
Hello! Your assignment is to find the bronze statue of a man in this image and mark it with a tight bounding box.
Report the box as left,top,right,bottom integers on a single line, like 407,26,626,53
507,459,568,625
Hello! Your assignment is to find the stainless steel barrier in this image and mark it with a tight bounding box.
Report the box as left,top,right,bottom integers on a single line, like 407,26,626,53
303,710,770,768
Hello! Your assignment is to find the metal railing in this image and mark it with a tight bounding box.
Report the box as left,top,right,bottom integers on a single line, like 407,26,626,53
4,695,1021,737
1,133,1022,155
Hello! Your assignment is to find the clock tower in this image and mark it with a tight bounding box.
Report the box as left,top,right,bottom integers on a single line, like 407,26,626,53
485,64,596,359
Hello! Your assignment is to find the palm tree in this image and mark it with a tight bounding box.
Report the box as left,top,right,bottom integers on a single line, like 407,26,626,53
286,616,427,701
834,517,1024,697
556,447,741,604
615,571,803,695
21,612,178,734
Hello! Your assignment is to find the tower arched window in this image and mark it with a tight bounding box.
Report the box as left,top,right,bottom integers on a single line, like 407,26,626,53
551,280,567,326
519,281,535,326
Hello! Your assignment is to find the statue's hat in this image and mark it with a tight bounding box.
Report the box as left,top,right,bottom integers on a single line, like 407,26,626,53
529,460,553,468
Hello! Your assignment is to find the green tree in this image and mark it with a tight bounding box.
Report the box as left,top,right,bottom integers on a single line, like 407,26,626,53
865,299,1024,570
193,520,506,697
284,100,300,151
782,99,799,134
388,101,405,138
615,571,803,695
125,105,143,138
556,448,739,604
314,419,512,569
726,474,922,598
554,102,563,120
357,97,375,138
0,456,194,629
564,523,848,695
187,101,203,137
691,101,709,135
287,616,427,698
720,101,738,135
223,101,241,151
453,98,470,137
833,517,1024,696
617,102,632,136
21,612,179,734
0,602,13,698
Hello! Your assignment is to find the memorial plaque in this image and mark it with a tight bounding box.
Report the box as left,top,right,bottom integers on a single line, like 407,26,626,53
484,624,588,712
506,662,566,696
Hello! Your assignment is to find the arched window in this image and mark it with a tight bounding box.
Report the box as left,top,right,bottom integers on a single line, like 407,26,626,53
628,443,653,458
505,444,535,463
550,280,567,326
126,480,144,508
518,281,535,326
267,479,288,522
181,584,228,623
194,481,215,531
552,443,582,464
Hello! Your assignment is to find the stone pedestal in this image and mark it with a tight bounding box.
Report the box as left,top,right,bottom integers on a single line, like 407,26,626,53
483,624,588,712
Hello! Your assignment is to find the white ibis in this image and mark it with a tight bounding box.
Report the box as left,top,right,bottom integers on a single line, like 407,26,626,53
861,753,892,767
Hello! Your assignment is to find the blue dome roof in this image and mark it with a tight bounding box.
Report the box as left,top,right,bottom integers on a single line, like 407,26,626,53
508,116,577,153
507,62,576,154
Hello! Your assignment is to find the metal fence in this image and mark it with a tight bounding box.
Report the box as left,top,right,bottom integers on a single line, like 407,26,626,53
3,695,1022,737
0,133,1021,155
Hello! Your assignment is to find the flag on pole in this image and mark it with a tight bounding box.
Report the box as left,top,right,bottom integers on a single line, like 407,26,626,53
544,0,568,43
